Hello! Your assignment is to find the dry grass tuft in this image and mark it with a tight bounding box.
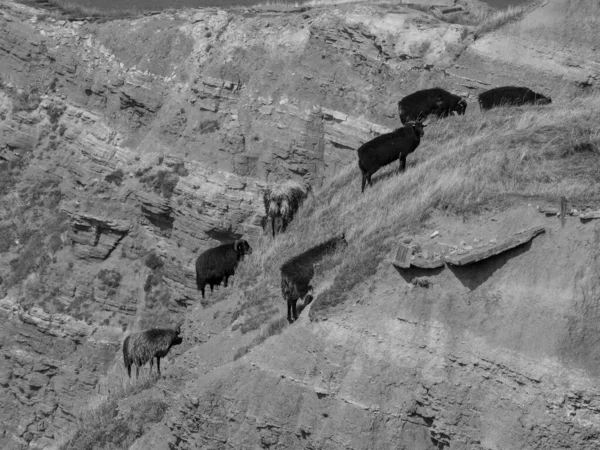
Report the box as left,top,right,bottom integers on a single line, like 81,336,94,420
233,315,288,360
61,376,167,450
474,4,527,37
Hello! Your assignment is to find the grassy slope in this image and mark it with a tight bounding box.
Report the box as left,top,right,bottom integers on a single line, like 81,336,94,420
231,90,600,349
59,91,600,448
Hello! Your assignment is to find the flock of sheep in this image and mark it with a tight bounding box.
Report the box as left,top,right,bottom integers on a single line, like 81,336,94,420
121,85,552,379
358,85,551,193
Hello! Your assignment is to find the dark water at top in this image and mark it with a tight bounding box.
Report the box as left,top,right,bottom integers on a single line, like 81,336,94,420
478,0,531,8
30,0,534,13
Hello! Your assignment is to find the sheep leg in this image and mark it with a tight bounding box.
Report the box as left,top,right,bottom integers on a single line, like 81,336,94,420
362,174,372,193
157,357,161,377
126,364,131,379
399,156,406,173
136,365,140,379
272,218,276,238
292,299,298,321
224,275,229,288
287,299,294,324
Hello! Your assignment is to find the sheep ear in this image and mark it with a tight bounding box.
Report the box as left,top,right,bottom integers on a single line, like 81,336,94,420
234,240,241,252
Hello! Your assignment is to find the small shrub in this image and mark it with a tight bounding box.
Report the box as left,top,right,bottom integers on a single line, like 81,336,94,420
0,225,15,253
62,388,168,450
198,120,219,134
47,103,66,125
105,169,125,186
233,316,288,361
172,162,189,177
8,233,44,287
48,77,59,93
144,271,162,292
12,89,42,114
140,170,179,199
145,285,170,309
134,167,151,178
145,251,163,271
47,232,63,254
97,269,122,293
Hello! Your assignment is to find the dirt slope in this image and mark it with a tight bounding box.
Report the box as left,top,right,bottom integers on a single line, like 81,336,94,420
155,206,600,450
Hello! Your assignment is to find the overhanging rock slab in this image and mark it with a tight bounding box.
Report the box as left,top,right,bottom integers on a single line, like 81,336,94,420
442,226,545,266
580,210,600,220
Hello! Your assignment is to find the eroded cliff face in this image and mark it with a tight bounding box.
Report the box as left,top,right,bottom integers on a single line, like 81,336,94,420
163,208,600,450
0,0,598,448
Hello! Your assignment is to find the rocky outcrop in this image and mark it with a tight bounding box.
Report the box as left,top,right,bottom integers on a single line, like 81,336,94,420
159,207,600,450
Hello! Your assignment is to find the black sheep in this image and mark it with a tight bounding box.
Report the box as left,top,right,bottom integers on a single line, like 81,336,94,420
123,325,183,378
195,239,252,298
357,121,426,193
280,234,348,323
398,87,467,125
478,86,552,110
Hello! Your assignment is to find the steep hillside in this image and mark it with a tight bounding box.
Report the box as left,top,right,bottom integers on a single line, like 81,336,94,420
152,92,600,450
0,0,598,448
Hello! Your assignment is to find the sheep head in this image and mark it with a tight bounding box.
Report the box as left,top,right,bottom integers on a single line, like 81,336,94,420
234,239,253,256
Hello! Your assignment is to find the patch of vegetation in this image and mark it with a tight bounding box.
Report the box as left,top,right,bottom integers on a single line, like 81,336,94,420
10,88,42,114
474,5,528,39
233,316,288,361
239,308,278,334
171,162,189,177
144,250,165,293
0,157,29,197
140,285,171,330
97,269,122,296
140,169,179,199
8,232,44,287
105,169,125,186
47,77,59,93
144,270,162,293
61,379,167,450
47,103,66,125
0,224,16,253
145,251,164,271
134,167,151,178
198,119,220,134
47,231,64,254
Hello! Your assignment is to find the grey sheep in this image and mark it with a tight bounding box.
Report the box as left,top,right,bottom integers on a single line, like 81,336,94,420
478,86,552,110
122,325,183,378
357,120,426,193
398,87,467,125
280,234,348,323
195,239,253,298
263,180,312,237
